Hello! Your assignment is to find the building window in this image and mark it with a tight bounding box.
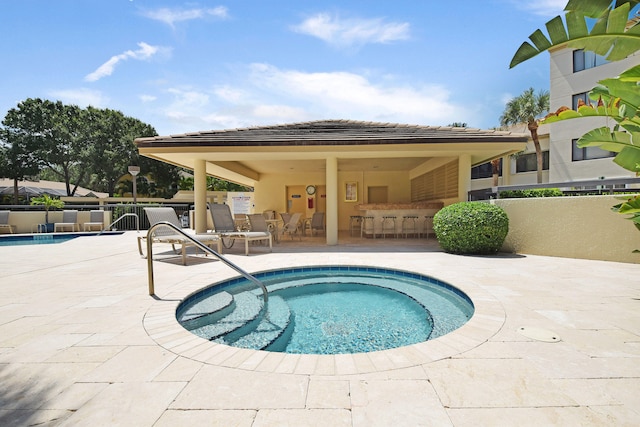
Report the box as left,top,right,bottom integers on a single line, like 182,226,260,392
573,49,609,72
572,139,615,161
471,159,501,179
572,92,589,110
516,151,549,173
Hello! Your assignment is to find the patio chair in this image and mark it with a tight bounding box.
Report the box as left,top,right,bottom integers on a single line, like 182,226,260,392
207,203,272,255
281,212,302,240
280,212,291,224
138,207,222,266
54,210,79,232
0,211,16,234
83,210,105,231
307,212,325,236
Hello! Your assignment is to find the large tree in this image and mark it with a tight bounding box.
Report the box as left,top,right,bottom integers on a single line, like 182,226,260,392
499,88,550,184
2,99,180,199
0,128,41,203
2,98,90,196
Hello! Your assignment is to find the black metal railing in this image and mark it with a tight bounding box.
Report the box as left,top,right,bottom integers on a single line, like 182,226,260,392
469,177,640,201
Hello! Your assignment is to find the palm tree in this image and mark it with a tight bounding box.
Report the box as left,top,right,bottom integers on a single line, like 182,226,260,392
500,88,549,183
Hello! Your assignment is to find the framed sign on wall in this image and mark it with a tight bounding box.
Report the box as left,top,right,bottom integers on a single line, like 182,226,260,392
345,182,358,202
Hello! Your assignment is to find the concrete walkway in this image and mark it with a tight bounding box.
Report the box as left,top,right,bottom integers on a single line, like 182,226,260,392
0,231,638,426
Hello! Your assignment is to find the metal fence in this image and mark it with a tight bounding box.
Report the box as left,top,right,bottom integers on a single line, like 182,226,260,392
468,177,640,201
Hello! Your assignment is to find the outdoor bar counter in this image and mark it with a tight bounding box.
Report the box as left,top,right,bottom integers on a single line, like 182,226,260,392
356,201,443,237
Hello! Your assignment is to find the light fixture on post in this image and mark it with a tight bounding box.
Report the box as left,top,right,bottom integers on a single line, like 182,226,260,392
128,166,140,204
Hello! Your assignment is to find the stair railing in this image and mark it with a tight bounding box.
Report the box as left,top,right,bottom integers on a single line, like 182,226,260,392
98,212,140,235
145,221,269,303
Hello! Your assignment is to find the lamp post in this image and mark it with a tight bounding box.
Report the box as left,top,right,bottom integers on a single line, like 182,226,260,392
128,166,140,204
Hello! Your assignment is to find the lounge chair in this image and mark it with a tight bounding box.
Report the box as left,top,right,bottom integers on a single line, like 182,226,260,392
281,212,302,240
0,211,16,234
138,207,222,266
83,210,105,231
248,213,277,242
54,210,79,232
207,203,272,255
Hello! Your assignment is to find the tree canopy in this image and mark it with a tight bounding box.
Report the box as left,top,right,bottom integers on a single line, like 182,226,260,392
1,98,180,200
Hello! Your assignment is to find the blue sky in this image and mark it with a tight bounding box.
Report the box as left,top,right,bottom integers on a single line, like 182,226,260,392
1,0,568,136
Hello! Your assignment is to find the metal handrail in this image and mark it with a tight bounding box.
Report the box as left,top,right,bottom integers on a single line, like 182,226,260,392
98,213,140,235
145,221,269,303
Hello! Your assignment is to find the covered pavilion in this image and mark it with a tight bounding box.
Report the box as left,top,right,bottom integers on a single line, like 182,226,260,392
135,120,527,245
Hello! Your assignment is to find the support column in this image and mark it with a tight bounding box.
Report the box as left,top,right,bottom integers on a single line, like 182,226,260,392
325,156,338,245
194,159,208,234
458,154,472,202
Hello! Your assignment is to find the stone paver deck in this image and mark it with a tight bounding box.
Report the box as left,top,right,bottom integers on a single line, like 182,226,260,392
0,231,638,426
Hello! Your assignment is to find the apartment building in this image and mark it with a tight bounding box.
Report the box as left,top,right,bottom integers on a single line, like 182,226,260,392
471,45,639,191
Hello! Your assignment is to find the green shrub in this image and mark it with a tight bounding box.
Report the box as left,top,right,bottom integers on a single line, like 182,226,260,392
499,188,563,198
433,202,509,255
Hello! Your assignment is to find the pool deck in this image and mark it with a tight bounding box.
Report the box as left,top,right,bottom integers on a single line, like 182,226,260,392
0,231,639,426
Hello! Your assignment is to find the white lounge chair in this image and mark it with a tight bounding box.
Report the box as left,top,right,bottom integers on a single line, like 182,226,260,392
208,203,272,255
138,207,222,265
54,210,79,232
83,210,105,231
0,211,16,234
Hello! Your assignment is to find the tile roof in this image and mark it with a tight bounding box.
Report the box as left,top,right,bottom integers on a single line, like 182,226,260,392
136,120,527,147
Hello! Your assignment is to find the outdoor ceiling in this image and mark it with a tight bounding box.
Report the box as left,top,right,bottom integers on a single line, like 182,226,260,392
239,157,430,174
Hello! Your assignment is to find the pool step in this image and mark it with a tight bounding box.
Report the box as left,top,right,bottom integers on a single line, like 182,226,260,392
178,291,234,323
219,296,292,350
187,291,264,341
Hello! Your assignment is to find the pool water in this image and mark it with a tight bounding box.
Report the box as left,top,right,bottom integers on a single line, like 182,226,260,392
274,282,431,354
0,231,125,247
177,266,474,355
0,234,79,246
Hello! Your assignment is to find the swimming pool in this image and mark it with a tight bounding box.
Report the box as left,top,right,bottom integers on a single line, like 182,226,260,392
177,266,474,355
0,231,124,246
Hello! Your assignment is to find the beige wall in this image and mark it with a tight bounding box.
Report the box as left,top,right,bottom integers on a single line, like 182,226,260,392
493,196,638,264
254,170,411,230
2,210,111,234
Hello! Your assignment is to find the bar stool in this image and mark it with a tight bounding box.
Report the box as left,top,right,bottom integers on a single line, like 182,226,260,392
349,215,362,237
401,215,419,238
424,215,434,239
361,216,376,238
381,216,397,238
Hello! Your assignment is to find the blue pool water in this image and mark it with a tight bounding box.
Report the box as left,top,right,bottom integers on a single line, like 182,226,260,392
177,266,474,355
0,231,124,247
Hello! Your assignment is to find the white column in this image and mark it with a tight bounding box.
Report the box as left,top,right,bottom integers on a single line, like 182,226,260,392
458,154,472,202
325,156,338,245
194,159,208,234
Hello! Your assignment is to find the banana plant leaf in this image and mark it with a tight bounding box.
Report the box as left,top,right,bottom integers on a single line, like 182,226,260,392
576,127,640,172
510,3,640,68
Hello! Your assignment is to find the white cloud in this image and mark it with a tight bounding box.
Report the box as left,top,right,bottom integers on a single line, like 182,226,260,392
515,0,566,17
141,6,228,27
47,88,108,107
247,63,458,124
292,13,410,47
85,42,161,82
139,94,157,103
154,64,468,134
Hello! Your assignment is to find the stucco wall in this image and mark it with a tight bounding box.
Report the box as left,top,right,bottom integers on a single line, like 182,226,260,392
493,196,638,264
254,170,411,230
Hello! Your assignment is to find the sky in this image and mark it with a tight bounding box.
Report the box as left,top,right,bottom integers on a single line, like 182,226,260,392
0,0,569,136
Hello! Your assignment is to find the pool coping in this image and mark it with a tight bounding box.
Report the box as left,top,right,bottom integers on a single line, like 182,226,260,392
142,261,506,375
